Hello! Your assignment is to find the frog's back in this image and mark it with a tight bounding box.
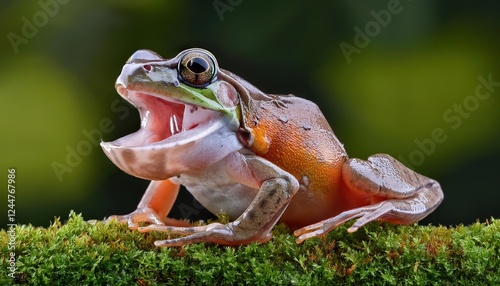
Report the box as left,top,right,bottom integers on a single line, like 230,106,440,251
243,95,348,227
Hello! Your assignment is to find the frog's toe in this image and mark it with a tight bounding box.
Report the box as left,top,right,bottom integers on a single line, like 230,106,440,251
146,223,272,247
105,214,127,223
153,234,209,247
142,223,230,247
294,202,398,243
139,223,224,236
295,229,325,244
294,211,366,243
138,224,200,235
294,222,331,244
106,208,166,230
106,214,138,228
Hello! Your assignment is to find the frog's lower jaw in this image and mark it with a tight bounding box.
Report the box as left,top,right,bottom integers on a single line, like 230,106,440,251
100,88,243,180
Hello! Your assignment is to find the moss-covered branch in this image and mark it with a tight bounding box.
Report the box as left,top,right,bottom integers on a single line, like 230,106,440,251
1,212,499,285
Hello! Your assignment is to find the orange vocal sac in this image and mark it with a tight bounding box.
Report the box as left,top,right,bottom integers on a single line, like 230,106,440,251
250,126,270,155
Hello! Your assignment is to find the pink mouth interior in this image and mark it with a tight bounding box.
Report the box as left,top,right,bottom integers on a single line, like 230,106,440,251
110,90,217,147
140,94,185,142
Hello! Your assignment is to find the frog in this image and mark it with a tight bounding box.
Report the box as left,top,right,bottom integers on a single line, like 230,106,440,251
100,48,444,247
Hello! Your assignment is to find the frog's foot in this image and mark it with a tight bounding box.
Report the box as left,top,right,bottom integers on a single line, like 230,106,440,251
106,207,191,230
294,201,399,243
295,154,444,244
294,189,439,244
138,223,272,247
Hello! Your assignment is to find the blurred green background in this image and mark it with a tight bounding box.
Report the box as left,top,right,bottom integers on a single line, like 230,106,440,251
1,1,499,228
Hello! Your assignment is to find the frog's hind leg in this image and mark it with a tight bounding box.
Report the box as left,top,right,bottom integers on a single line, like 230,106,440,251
294,154,444,243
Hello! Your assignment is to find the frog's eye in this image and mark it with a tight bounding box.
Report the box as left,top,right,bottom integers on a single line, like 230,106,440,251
178,50,217,87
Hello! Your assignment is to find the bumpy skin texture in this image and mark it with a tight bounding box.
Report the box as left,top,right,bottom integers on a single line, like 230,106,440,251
239,95,348,229
102,49,444,246
294,154,443,243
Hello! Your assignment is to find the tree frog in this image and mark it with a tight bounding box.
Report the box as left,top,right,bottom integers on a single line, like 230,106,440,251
101,48,443,247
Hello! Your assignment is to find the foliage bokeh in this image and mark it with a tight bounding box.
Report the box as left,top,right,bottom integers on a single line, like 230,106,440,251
1,0,499,228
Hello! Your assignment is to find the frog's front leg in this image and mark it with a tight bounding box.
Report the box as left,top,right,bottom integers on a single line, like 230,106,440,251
139,155,300,246
107,179,190,229
295,154,443,243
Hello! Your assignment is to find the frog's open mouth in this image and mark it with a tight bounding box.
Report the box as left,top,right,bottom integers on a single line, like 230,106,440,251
103,86,224,148
100,85,243,180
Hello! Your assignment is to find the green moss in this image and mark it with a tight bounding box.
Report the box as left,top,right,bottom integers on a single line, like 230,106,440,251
1,212,499,285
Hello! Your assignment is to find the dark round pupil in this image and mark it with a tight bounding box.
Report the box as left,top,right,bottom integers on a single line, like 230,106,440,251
187,57,209,73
